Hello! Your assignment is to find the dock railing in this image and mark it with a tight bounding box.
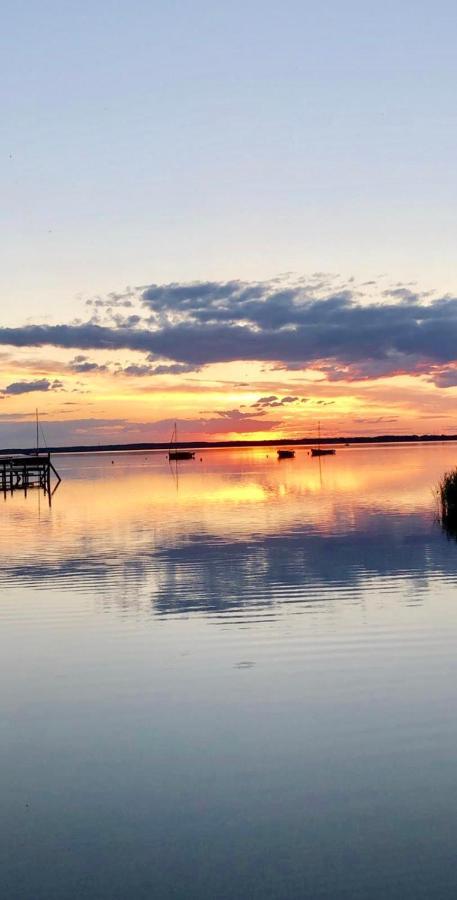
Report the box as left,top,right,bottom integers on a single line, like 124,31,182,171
0,452,61,500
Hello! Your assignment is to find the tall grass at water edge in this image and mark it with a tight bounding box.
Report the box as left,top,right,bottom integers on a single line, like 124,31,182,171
438,469,457,538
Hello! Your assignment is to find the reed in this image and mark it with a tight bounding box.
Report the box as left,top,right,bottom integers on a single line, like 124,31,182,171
438,469,457,536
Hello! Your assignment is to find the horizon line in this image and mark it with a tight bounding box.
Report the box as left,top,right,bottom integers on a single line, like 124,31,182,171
2,432,457,456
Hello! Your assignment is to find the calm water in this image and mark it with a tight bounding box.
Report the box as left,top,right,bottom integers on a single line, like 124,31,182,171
1,443,457,899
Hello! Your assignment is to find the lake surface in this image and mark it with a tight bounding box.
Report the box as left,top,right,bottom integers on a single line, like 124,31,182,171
2,443,457,899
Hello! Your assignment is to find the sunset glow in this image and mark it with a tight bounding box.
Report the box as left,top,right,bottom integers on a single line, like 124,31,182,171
3,4,457,448
2,277,457,447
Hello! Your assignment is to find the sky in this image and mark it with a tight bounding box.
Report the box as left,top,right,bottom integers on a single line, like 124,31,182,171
2,0,457,446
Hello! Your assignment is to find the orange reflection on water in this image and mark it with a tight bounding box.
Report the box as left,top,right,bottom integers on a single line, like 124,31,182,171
0,443,454,566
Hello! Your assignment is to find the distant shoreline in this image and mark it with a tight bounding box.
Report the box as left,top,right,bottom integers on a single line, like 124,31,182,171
2,433,457,456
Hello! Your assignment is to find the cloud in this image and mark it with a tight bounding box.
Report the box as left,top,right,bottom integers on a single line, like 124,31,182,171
0,416,134,447
1,378,64,396
118,362,199,377
252,395,305,409
353,416,399,424
149,363,199,376
430,368,457,388
138,280,457,378
2,278,457,383
86,289,135,308
0,410,278,448
121,364,154,377
71,362,106,373
252,395,279,407
68,355,108,374
214,408,267,420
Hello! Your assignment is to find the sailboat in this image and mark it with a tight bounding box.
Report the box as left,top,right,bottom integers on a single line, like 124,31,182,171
168,422,195,461
310,421,335,457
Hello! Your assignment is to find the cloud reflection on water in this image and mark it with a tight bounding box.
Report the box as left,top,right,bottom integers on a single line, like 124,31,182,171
1,445,456,618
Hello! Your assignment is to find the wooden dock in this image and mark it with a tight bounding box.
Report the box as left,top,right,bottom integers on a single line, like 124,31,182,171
0,452,61,499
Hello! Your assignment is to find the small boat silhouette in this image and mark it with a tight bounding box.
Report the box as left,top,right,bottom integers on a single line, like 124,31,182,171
310,447,335,457
310,421,336,458
277,449,295,459
168,423,195,461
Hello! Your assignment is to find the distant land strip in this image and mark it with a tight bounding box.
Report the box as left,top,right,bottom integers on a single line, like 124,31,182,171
2,434,457,456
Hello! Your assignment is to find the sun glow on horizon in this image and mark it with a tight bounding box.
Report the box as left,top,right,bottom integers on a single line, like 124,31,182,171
2,280,457,447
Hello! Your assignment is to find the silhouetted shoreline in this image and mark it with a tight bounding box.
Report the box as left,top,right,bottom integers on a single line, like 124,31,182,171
2,433,457,456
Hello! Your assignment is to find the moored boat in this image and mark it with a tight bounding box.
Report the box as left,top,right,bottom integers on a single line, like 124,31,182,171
310,447,335,457
311,421,336,458
168,423,195,461
277,449,295,459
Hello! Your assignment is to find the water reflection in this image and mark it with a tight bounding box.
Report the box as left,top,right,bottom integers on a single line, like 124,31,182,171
3,445,457,900
0,444,455,617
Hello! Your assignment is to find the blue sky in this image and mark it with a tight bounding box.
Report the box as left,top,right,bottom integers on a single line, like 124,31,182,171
3,0,457,324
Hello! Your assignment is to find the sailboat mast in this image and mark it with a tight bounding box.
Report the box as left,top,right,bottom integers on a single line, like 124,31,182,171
36,408,39,454
169,421,176,452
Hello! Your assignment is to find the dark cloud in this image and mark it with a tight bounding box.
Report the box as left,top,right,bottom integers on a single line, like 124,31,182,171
252,395,304,409
69,356,108,374
1,378,64,396
2,279,457,382
72,362,107,373
150,363,199,376
121,364,155,377
214,408,267,420
320,355,426,382
381,288,425,303
253,395,279,407
110,313,141,328
118,362,199,377
138,281,457,377
430,368,457,388
86,289,135,309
